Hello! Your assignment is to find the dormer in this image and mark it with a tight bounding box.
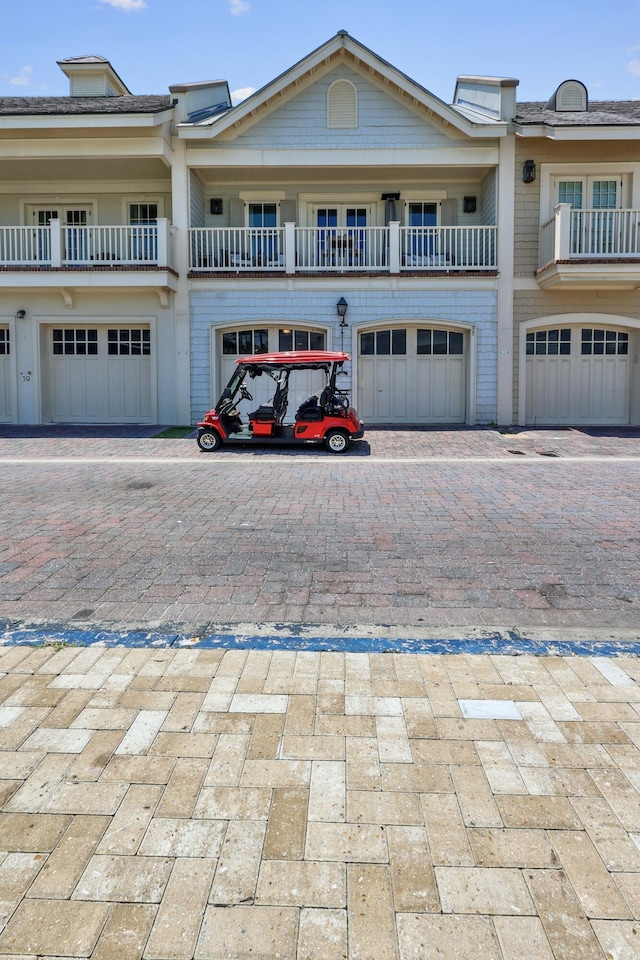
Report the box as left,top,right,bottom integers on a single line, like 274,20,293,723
453,75,519,121
545,80,588,112
169,80,232,124
57,55,132,97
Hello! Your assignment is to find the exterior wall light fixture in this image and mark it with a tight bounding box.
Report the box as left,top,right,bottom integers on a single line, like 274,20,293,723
522,159,536,183
16,310,26,319
336,297,349,327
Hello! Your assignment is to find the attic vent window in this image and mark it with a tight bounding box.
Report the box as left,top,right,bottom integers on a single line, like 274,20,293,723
547,80,588,112
327,79,357,128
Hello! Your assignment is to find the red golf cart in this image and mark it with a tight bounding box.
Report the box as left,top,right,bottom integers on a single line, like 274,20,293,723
197,350,364,454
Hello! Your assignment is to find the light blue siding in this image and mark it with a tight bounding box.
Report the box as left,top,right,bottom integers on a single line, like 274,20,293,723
212,66,469,151
190,288,498,424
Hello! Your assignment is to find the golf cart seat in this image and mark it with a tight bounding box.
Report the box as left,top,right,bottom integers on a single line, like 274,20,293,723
250,378,289,426
295,395,323,422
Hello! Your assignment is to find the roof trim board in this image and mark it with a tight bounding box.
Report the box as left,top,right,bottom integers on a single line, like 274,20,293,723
177,32,508,141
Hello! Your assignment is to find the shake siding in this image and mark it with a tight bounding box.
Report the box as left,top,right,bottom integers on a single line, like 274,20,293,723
512,140,640,420
480,170,496,225
189,288,498,424
189,172,205,228
211,66,468,151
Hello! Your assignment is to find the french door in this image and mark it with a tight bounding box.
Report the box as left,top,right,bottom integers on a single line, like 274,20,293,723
314,205,370,266
555,178,622,255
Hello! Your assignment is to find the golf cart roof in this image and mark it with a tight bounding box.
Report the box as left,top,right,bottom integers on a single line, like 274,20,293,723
236,350,350,370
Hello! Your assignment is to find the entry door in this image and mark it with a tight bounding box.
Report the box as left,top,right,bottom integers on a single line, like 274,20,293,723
555,178,622,255
0,327,11,421
525,326,630,425
315,206,369,266
31,207,92,262
129,203,158,261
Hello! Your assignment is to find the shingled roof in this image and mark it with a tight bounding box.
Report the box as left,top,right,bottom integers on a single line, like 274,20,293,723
0,95,172,116
515,100,640,126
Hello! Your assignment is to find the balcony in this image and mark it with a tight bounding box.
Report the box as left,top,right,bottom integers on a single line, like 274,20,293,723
0,219,177,299
537,204,640,289
189,223,497,276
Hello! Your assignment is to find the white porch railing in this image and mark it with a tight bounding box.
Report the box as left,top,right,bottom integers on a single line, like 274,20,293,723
296,226,389,271
399,226,496,271
189,223,498,273
539,204,640,268
0,226,51,264
190,227,285,271
0,220,171,268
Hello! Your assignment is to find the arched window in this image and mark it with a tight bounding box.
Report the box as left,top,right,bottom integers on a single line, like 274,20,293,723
327,79,358,128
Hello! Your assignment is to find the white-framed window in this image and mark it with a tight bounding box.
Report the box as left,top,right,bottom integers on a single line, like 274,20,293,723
246,203,278,228
555,178,621,211
327,79,357,128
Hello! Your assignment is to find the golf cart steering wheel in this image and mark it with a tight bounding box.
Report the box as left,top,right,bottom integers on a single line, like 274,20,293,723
240,384,253,402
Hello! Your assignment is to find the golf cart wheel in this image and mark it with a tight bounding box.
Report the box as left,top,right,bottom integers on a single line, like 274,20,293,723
197,428,222,452
325,429,349,454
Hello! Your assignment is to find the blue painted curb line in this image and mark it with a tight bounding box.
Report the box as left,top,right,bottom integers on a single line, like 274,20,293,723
0,620,639,657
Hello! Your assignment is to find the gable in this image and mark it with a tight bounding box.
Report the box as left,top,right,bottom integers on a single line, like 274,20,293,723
210,65,468,151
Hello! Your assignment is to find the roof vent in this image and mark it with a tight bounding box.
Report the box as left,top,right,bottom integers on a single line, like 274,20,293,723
546,80,588,112
327,79,357,128
57,56,131,97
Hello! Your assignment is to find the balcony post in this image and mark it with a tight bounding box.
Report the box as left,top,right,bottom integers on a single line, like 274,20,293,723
284,222,296,275
156,218,169,267
388,221,400,274
555,203,572,260
49,219,62,267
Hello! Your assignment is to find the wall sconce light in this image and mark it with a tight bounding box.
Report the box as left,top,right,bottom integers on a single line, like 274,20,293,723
522,159,536,183
336,297,348,327
15,309,26,319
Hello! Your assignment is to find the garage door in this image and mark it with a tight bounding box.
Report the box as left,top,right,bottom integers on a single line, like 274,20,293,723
48,325,152,423
0,327,11,422
357,326,466,424
525,326,630,425
218,325,328,420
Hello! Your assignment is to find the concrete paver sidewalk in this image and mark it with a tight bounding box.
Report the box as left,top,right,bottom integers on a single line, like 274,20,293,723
1,644,640,959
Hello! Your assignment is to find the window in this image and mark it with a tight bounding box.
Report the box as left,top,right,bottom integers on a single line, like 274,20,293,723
581,329,629,356
52,329,98,356
129,203,158,225
222,329,269,355
248,204,277,228
417,329,464,355
360,329,407,356
107,329,151,356
526,329,571,356
0,329,9,355
278,328,326,351
327,79,357,128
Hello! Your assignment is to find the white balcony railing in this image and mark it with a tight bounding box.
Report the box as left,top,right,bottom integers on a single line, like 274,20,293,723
190,227,284,271
0,226,51,265
399,226,496,271
189,223,498,274
539,204,640,268
0,219,171,268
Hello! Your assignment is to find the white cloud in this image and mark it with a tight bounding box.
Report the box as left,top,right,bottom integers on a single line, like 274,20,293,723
10,66,33,87
231,86,255,104
626,59,640,76
99,0,147,11
229,0,250,15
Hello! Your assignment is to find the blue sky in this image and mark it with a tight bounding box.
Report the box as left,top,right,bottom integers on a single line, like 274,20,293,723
1,0,640,104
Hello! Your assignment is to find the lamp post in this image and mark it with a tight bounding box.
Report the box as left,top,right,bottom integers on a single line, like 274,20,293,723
337,297,348,351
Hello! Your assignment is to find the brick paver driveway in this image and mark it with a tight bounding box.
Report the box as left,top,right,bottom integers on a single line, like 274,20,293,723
0,426,638,636
1,427,640,960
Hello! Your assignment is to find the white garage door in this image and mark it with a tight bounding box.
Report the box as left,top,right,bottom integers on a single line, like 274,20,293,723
0,327,11,422
525,326,630,425
358,326,466,424
217,326,328,421
48,325,152,423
